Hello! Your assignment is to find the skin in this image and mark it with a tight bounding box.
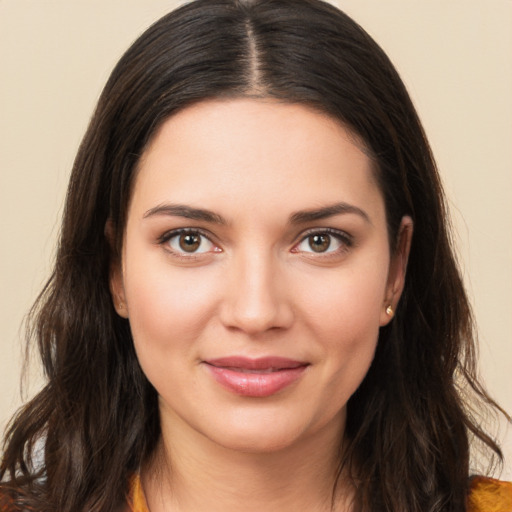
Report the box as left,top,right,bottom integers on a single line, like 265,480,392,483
111,98,412,512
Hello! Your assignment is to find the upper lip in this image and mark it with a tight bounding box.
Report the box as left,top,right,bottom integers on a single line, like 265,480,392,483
204,356,309,371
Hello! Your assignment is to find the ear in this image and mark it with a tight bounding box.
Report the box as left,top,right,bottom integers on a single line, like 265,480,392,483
380,216,413,326
105,219,129,319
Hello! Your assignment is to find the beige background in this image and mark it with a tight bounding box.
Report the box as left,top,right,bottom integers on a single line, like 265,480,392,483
1,1,510,477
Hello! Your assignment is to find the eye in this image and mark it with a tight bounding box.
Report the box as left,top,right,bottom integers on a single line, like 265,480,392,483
293,229,352,254
162,229,218,255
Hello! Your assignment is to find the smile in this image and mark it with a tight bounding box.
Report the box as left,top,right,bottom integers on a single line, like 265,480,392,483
203,357,309,397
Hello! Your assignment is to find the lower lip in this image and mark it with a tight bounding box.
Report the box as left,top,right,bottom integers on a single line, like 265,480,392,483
204,364,308,397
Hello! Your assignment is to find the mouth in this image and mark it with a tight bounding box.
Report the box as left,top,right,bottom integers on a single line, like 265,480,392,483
203,357,309,397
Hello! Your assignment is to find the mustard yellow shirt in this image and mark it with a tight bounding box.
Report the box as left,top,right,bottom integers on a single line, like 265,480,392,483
126,474,512,512
2,474,510,511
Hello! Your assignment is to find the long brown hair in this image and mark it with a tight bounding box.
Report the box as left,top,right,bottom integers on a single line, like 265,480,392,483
1,1,508,511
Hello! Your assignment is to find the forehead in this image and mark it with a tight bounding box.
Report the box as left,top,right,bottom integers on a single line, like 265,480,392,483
130,98,383,222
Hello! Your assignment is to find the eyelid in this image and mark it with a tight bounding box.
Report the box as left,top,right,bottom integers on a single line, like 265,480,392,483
291,227,354,254
156,226,353,258
158,228,221,256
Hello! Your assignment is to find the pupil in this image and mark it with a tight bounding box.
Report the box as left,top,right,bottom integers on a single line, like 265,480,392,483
310,234,330,252
179,233,200,252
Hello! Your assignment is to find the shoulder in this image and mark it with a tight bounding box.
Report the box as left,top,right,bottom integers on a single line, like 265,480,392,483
467,476,512,512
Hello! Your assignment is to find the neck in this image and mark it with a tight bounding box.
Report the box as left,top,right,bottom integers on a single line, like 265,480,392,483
142,411,352,512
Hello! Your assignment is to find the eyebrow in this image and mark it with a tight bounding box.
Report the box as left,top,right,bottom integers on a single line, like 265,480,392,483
143,203,227,224
289,202,371,225
143,201,370,226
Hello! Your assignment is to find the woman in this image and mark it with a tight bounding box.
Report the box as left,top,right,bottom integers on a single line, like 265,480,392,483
1,0,510,511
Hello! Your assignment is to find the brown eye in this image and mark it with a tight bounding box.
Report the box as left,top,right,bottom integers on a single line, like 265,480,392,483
179,233,201,252
293,229,351,256
308,234,331,252
166,230,216,255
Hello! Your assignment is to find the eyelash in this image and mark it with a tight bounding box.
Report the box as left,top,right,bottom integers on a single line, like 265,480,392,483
157,227,354,258
158,228,220,259
292,228,354,257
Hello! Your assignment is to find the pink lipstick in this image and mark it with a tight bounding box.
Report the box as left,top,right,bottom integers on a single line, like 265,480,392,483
203,356,309,397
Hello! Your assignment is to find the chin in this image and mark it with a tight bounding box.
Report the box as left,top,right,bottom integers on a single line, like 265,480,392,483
209,426,307,455
199,406,344,456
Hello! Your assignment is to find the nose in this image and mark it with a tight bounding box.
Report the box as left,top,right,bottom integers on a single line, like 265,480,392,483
219,250,294,335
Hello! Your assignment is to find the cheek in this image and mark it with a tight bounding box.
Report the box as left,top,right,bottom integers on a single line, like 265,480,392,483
300,261,388,340
122,246,221,358
296,257,389,384
122,260,224,402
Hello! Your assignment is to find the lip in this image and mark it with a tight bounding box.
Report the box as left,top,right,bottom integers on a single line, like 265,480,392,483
203,356,309,397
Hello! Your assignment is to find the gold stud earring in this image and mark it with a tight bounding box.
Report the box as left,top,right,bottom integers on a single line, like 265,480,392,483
115,296,125,310
386,305,394,317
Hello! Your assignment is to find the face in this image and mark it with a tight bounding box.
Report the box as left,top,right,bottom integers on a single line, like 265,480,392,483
111,99,411,454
